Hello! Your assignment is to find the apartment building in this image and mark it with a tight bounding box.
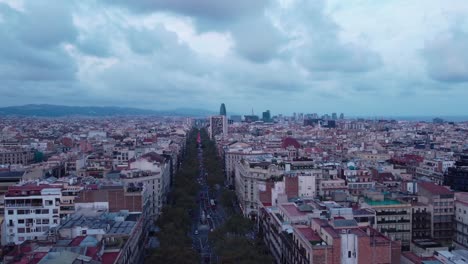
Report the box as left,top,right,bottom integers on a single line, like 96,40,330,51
361,194,412,251
411,203,432,240
418,182,454,245
454,192,468,249
259,201,401,264
59,184,83,219
0,149,35,165
209,115,228,139
112,145,136,168
3,184,62,245
235,157,284,218
345,169,375,196
224,142,265,185
416,160,445,184
129,152,171,218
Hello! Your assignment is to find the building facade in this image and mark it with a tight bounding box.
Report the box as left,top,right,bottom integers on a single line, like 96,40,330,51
209,115,228,139
3,184,62,245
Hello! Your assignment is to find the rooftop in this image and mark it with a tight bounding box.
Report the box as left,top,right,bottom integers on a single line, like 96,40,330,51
296,226,322,243
418,182,453,195
364,198,402,206
280,203,307,217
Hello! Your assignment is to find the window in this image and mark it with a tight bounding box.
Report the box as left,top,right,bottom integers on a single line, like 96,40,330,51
8,210,13,215
53,209,58,214
18,219,24,224
18,228,25,233
348,251,352,258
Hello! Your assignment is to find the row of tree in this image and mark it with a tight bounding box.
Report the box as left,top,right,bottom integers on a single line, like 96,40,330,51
146,129,200,264
199,129,225,189
201,129,273,263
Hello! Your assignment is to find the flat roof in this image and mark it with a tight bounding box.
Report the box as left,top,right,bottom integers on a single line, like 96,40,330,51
364,198,402,206
419,182,453,195
296,227,321,242
280,203,306,217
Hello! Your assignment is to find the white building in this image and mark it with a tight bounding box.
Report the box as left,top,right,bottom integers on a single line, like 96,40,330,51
3,184,62,245
128,152,171,219
298,175,316,197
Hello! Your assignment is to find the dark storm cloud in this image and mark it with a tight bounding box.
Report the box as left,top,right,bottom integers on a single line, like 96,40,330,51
0,2,77,81
230,16,286,63
285,0,382,73
423,29,468,83
102,0,285,63
103,0,268,23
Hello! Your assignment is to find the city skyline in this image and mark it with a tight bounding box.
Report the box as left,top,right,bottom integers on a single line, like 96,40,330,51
1,0,468,116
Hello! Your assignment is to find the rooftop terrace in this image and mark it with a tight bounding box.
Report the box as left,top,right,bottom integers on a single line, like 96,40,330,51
364,198,402,206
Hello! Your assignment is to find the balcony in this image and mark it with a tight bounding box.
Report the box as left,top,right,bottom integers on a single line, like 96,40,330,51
5,203,43,208
378,219,410,224
376,211,408,216
380,228,410,233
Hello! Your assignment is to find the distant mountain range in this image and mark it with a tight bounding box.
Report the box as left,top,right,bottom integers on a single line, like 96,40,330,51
0,104,216,117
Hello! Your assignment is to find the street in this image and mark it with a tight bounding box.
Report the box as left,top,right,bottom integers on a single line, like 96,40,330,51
190,140,228,264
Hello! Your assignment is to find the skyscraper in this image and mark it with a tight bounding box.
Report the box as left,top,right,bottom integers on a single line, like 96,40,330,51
220,103,226,116
262,110,271,122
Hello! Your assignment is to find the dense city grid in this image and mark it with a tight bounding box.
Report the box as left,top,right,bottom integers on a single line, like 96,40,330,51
0,113,467,264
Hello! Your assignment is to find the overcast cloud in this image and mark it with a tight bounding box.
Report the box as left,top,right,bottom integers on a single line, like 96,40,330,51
0,0,467,116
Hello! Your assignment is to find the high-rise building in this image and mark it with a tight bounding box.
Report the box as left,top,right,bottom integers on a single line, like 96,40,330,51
209,115,228,139
339,113,344,119
332,112,337,120
244,115,259,123
230,115,242,123
220,103,226,116
418,182,454,245
262,110,271,122
444,154,468,191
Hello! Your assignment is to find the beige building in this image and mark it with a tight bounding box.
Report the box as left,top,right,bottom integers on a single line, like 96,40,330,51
224,142,265,185
455,192,468,248
235,157,283,217
418,182,454,245
0,149,35,165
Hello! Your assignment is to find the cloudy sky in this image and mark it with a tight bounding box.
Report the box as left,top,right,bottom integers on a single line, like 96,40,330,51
0,0,467,116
